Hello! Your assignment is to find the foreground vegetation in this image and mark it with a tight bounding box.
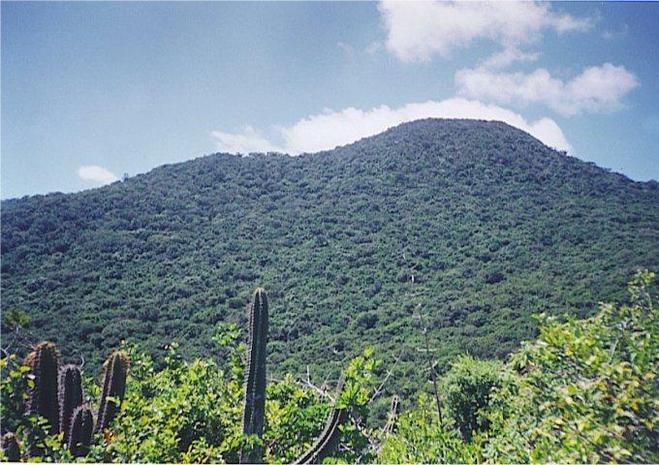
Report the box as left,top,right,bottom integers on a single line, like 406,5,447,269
2,271,657,463
3,120,658,390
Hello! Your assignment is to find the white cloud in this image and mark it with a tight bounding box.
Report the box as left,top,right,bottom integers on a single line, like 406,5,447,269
378,0,591,63
77,165,119,185
456,63,639,116
212,98,572,156
211,125,283,154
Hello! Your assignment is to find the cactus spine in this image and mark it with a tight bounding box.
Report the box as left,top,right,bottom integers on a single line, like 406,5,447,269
1,432,21,462
26,342,60,434
67,405,94,457
240,288,269,464
58,364,83,444
293,378,347,465
95,351,129,433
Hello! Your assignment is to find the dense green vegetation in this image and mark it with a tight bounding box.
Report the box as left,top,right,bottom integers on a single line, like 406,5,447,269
2,119,658,394
380,270,658,463
2,272,657,463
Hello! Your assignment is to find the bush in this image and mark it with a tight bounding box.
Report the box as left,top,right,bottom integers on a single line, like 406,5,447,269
484,270,658,463
378,393,479,464
379,271,658,464
441,355,506,441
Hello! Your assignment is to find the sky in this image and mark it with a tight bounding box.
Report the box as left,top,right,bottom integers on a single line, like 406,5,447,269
2,1,658,199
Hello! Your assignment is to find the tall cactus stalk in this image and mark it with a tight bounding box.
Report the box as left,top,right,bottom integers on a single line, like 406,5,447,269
26,342,60,434
95,351,129,433
58,364,83,444
240,288,269,464
293,378,347,465
67,405,94,457
1,432,21,462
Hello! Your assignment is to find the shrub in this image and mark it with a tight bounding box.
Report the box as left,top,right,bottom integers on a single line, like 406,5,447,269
441,355,506,441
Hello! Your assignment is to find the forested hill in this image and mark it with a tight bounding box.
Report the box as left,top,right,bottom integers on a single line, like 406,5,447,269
2,119,658,394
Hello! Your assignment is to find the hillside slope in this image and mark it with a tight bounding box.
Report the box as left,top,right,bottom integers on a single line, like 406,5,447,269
2,119,657,394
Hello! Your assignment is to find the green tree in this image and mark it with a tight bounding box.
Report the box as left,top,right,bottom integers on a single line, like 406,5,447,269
441,355,506,441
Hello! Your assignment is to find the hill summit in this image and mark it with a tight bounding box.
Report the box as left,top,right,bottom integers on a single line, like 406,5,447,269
2,119,657,393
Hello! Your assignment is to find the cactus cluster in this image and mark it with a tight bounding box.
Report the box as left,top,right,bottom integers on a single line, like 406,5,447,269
5,343,129,460
8,286,350,464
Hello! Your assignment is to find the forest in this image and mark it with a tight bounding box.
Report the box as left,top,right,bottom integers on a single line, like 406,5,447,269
2,119,657,399
1,271,657,463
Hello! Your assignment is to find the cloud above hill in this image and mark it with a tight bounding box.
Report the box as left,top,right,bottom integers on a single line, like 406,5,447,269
212,98,572,156
77,165,118,185
375,1,639,118
211,126,281,154
456,63,639,116
378,0,591,62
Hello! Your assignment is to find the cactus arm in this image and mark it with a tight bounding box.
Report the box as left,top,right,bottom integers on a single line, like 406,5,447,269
240,288,269,464
293,378,347,465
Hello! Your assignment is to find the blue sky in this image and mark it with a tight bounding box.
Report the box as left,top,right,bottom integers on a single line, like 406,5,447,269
2,1,658,199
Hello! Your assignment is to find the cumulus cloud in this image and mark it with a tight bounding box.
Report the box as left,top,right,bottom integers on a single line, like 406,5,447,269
77,165,119,185
211,125,283,154
456,63,639,115
378,0,591,62
212,98,572,156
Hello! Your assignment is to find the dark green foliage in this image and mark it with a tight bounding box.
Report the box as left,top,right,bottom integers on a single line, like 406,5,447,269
1,432,21,462
25,342,60,434
67,405,94,457
96,351,129,433
58,364,83,444
2,120,658,392
240,288,269,464
294,378,347,464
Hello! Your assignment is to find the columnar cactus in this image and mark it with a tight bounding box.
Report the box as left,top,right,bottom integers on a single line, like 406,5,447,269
1,432,21,462
240,288,269,464
95,351,129,433
67,405,94,457
293,378,347,465
58,364,83,444
25,342,60,434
